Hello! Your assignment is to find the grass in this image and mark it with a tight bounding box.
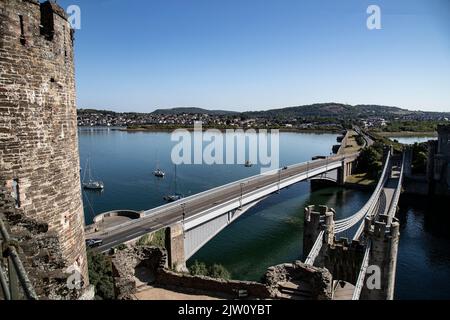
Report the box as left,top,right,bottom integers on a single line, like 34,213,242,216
342,130,364,155
368,132,404,153
345,173,376,186
376,131,437,138
136,228,167,248
87,250,115,300
189,261,231,280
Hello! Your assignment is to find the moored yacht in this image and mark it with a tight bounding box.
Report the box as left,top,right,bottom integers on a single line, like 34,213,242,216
82,157,104,190
153,168,165,178
164,165,183,202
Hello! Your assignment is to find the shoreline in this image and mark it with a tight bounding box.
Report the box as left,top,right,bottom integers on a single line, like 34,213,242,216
120,127,342,134
77,126,343,134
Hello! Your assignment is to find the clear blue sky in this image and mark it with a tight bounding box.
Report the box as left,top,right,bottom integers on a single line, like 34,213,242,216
57,0,450,112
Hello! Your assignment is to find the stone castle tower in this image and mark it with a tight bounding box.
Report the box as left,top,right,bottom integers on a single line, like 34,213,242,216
427,124,450,196
0,0,89,297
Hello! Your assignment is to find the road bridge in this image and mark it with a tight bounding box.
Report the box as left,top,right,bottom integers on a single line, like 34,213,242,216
86,152,359,268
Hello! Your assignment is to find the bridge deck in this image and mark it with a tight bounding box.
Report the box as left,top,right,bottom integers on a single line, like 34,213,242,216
333,281,356,300
86,154,357,252
331,157,403,300
374,161,402,219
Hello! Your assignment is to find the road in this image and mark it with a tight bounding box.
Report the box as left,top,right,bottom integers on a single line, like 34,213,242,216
87,153,358,253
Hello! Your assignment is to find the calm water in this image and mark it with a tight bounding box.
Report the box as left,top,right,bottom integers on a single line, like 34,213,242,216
389,136,437,145
78,128,340,223
78,128,450,299
396,196,450,300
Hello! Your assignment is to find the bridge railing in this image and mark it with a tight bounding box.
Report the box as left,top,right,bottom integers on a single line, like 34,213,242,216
353,127,373,149
352,240,372,300
0,216,38,300
304,151,391,266
304,230,325,265
183,159,346,227
386,154,405,225
334,151,392,233
352,155,404,300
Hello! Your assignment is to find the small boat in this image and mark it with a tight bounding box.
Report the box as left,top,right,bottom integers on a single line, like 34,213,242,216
153,168,165,178
245,160,253,167
82,157,104,190
163,194,183,203
153,157,165,178
164,165,183,202
83,181,104,190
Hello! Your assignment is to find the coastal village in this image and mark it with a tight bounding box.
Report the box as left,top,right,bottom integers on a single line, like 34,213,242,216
77,107,449,131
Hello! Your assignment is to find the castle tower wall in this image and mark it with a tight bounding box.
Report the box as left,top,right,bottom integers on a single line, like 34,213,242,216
361,215,400,300
437,125,450,158
303,205,323,259
0,0,89,293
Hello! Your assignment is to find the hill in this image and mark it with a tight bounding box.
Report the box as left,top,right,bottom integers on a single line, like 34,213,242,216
242,103,421,120
152,107,239,116
78,104,450,121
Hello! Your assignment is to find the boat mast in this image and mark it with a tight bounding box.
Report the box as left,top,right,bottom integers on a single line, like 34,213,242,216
82,158,88,183
174,164,177,194
155,149,160,171
88,157,93,182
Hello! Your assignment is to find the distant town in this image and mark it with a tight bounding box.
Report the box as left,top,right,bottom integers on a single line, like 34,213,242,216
77,104,450,133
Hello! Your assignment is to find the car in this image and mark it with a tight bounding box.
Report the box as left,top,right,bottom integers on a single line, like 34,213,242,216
85,238,103,248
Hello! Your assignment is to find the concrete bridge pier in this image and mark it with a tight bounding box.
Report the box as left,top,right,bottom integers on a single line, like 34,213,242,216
338,160,353,185
361,215,400,300
165,223,187,272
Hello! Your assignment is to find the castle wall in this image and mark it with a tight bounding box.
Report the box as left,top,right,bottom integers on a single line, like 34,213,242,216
426,125,450,195
437,125,450,160
0,0,89,290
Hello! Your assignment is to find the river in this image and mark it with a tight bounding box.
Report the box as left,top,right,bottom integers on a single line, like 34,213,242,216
78,128,450,299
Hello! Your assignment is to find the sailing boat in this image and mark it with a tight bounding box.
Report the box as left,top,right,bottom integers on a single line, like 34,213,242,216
153,151,165,178
163,165,183,202
82,157,104,190
153,160,165,178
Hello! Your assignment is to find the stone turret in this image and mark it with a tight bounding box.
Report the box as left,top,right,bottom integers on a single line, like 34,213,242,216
426,125,450,196
1,0,90,298
303,205,335,262
437,125,450,158
361,215,400,300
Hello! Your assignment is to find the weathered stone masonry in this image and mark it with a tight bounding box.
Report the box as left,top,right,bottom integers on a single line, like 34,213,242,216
0,0,89,296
